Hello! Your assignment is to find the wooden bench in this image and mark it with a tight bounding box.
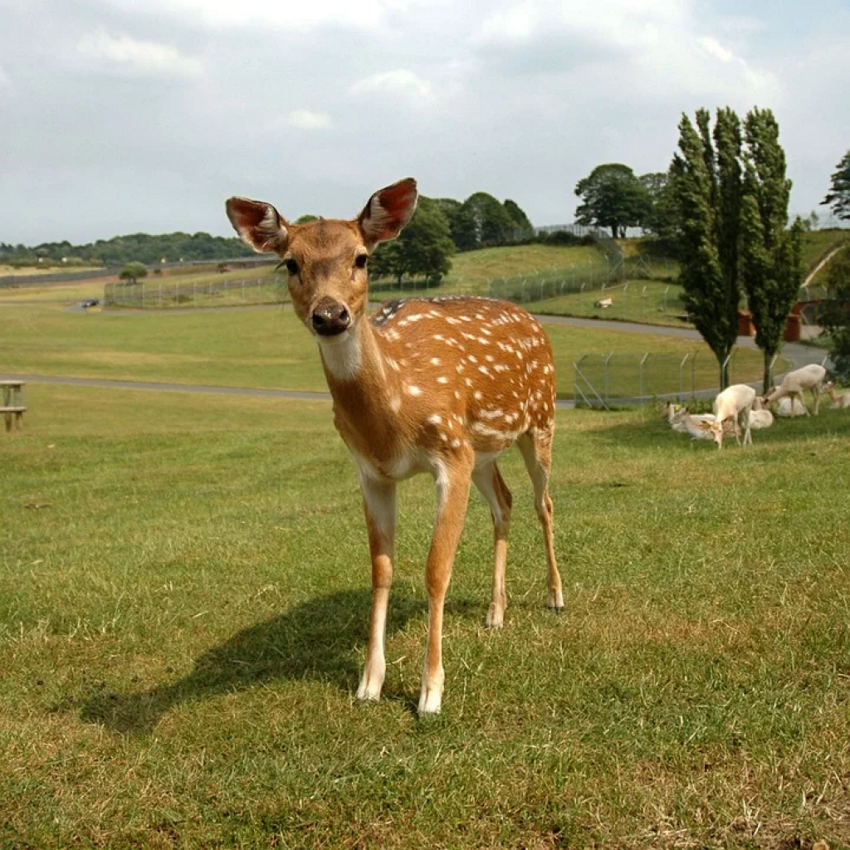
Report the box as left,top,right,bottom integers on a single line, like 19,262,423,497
1,380,25,432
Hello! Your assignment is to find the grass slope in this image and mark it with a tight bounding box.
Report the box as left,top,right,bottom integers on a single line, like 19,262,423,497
1,384,849,848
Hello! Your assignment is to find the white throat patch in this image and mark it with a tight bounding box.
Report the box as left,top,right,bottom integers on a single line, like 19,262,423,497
318,329,361,380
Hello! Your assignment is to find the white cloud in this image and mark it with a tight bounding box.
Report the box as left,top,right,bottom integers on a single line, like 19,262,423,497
92,0,388,31
698,36,734,63
286,109,333,130
349,69,434,106
76,29,203,78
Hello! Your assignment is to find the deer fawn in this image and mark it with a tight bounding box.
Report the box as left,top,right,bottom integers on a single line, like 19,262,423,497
226,178,563,714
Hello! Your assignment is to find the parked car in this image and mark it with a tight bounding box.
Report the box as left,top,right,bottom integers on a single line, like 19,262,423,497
80,298,100,308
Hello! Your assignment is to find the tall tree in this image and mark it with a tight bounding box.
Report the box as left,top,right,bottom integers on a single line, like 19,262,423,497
739,108,804,391
461,192,516,248
821,149,850,221
819,246,850,382
671,109,741,388
574,164,650,238
370,196,455,284
503,199,532,234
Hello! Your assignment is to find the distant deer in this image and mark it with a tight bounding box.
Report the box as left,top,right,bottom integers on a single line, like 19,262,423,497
226,179,564,714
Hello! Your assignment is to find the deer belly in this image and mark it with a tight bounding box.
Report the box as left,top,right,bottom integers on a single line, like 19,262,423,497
352,447,430,483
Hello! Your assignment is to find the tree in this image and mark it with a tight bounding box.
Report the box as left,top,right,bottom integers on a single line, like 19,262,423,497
574,164,651,238
370,196,454,284
671,109,742,388
819,246,850,382
461,192,516,249
503,199,532,234
739,108,804,391
821,149,850,221
119,262,148,284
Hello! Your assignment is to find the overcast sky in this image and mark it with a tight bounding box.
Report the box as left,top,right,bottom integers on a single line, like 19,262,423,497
1,0,848,246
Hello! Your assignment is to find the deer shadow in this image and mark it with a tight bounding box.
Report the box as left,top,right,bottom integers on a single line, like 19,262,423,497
75,588,426,734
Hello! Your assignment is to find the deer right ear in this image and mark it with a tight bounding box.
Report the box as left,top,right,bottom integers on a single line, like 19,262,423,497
358,178,418,246
225,197,289,253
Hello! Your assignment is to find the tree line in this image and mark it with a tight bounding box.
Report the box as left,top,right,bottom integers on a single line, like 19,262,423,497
0,231,256,268
0,190,547,275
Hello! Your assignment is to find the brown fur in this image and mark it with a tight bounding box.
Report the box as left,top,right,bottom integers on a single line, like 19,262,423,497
226,179,563,714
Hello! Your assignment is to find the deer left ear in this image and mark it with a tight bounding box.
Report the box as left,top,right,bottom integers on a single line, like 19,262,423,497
225,197,289,254
358,178,418,246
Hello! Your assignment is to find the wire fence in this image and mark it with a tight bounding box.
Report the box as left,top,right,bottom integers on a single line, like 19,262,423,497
104,277,287,309
573,348,790,408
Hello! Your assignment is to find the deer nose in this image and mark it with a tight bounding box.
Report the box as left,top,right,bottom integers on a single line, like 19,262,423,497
311,297,351,336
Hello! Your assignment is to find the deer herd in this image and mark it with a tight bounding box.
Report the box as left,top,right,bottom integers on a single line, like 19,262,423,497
664,362,837,449
226,177,842,714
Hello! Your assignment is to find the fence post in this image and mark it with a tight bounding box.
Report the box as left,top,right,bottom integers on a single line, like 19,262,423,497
604,351,613,403
639,353,649,402
679,354,690,400
622,283,629,320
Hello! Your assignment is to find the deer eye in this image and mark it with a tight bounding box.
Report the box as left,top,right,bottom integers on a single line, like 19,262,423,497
354,253,369,269
283,258,299,276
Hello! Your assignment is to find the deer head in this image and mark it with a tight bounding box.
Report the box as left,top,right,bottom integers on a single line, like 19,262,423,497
225,179,418,340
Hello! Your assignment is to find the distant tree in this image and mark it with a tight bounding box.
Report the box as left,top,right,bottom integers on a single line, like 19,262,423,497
503,199,533,233
461,192,516,248
119,262,148,284
434,198,473,251
820,246,850,382
821,149,850,221
739,107,804,391
671,109,742,389
370,196,454,283
295,215,318,224
638,170,680,241
574,164,651,238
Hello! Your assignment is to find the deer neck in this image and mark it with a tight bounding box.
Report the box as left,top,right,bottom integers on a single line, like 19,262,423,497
316,318,407,458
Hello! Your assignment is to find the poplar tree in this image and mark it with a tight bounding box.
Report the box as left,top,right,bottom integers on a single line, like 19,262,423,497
671,108,742,388
739,108,804,391
821,149,850,221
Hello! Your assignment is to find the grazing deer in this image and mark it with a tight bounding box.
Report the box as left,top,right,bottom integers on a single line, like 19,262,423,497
225,178,564,714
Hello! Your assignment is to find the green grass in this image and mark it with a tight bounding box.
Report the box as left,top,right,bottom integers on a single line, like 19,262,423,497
2,384,849,848
1,298,774,399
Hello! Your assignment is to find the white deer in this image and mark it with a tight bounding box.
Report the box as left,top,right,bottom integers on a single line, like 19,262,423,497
764,364,827,416
709,384,756,449
226,179,564,715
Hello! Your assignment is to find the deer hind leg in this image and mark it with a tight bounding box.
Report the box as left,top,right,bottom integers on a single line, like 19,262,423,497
516,428,564,613
419,452,474,715
472,460,513,629
356,476,397,703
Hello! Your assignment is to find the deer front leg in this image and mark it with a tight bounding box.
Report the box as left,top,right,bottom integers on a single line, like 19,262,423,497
419,454,474,715
357,475,397,703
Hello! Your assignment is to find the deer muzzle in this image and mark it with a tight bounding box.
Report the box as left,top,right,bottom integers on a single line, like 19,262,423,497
311,297,351,336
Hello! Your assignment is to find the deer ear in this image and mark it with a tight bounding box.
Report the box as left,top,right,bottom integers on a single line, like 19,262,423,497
225,197,289,253
358,178,418,245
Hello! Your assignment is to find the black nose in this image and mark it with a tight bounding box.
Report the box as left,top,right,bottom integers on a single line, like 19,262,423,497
311,298,351,336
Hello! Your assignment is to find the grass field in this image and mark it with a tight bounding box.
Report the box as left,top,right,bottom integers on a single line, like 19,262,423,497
1,280,847,847
0,298,776,400
2,382,849,848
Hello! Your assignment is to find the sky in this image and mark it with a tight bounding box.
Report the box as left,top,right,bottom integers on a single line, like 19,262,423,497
0,0,848,246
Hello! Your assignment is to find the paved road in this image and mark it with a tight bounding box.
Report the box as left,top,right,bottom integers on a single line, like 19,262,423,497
2,313,829,409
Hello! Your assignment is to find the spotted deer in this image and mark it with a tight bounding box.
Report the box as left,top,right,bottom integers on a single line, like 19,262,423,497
226,178,563,714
